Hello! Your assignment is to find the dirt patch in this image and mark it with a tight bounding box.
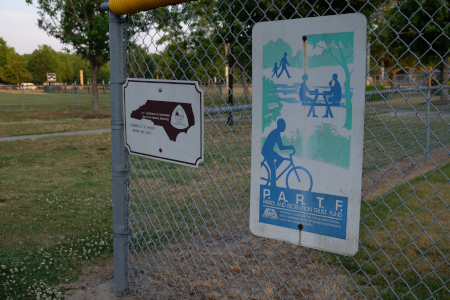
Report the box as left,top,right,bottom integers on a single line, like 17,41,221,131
362,146,450,200
126,219,355,299
62,230,347,299
82,114,111,119
61,259,138,300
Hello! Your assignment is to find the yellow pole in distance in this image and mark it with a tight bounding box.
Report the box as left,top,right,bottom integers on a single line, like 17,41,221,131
109,0,197,15
80,70,84,86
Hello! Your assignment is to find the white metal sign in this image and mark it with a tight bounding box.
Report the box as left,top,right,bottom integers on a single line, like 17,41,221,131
123,79,204,167
47,73,56,82
250,14,367,256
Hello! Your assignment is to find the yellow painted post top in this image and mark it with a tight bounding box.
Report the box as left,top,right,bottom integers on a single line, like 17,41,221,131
109,0,196,15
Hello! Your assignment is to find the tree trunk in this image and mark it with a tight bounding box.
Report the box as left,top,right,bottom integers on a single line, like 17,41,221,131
391,69,398,89
343,72,352,130
238,64,252,104
428,66,433,87
441,56,449,101
338,47,352,130
91,63,100,115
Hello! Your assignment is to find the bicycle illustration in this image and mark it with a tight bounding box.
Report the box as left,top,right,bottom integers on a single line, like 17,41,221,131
260,149,313,191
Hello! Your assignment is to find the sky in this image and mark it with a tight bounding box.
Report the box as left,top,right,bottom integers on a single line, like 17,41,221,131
0,0,71,55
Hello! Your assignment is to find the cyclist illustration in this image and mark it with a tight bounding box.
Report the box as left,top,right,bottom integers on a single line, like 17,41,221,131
261,118,313,191
262,119,294,186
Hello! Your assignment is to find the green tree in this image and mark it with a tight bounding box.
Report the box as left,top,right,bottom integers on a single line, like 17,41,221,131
262,77,283,131
394,0,449,100
0,37,15,83
214,0,385,103
57,52,74,83
308,33,354,130
371,1,447,89
127,46,159,79
0,52,33,85
98,62,110,84
145,1,384,105
27,45,61,84
135,2,226,85
69,54,91,84
161,41,196,80
26,0,109,115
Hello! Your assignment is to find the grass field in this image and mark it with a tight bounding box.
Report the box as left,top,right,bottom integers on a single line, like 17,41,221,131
0,86,251,111
0,133,113,299
364,114,450,171
336,164,450,299
0,87,250,138
0,107,111,137
0,89,111,109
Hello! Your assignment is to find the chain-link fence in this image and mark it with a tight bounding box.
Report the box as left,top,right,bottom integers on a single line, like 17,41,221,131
45,85,111,94
0,85,111,109
120,1,449,298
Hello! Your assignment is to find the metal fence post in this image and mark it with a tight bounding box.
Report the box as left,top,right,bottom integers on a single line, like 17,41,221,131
426,88,430,161
22,87,24,110
109,9,129,296
227,43,234,125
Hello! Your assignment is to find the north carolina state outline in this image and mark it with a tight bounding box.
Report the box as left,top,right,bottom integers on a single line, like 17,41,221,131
130,100,195,142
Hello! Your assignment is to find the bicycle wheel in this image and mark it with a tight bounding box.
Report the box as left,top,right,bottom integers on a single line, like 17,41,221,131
286,166,313,191
260,163,270,185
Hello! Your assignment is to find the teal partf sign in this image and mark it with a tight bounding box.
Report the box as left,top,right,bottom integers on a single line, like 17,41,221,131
250,14,367,256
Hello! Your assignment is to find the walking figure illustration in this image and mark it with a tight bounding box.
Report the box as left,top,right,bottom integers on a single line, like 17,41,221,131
271,63,279,78
277,52,291,78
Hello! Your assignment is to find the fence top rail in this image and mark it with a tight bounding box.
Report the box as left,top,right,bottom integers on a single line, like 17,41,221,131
204,104,252,116
103,0,196,15
204,86,446,117
365,85,450,96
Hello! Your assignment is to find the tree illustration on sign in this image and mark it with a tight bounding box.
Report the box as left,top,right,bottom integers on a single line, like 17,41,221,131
307,32,354,130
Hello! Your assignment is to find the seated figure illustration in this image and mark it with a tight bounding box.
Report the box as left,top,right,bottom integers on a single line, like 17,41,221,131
299,74,314,103
261,118,294,187
328,73,342,103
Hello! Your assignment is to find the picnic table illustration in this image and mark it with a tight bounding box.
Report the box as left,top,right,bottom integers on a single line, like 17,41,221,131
302,89,344,118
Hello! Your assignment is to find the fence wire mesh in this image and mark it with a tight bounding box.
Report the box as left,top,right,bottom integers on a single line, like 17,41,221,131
123,1,449,299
